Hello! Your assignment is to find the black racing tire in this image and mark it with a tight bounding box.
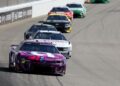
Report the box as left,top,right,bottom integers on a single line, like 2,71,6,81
65,27,72,33
81,14,85,18
14,56,22,73
22,61,32,73
9,53,16,71
54,66,66,76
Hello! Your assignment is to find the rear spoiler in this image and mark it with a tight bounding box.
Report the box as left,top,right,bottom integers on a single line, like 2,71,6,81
38,21,45,23
39,20,56,23
38,21,50,24
38,21,54,25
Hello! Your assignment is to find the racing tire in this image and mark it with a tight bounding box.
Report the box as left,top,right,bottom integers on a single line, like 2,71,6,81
54,66,66,76
66,56,70,59
81,13,86,18
9,53,16,71
65,27,72,33
22,61,32,73
14,59,22,73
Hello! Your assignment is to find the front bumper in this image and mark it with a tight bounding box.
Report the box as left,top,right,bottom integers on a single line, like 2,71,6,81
73,10,85,17
56,26,71,33
20,59,65,69
91,0,109,3
57,47,71,58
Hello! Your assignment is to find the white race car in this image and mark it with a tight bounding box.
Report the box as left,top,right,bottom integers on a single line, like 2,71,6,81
31,30,72,59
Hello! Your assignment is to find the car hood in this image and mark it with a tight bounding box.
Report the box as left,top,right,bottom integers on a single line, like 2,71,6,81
19,51,65,61
33,39,71,48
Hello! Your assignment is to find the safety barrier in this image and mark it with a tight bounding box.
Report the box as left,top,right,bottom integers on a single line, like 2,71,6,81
0,0,85,24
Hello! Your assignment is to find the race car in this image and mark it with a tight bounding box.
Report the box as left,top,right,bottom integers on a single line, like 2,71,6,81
89,0,109,3
48,7,73,20
43,14,72,33
32,30,72,59
66,3,86,18
9,40,66,75
24,23,57,39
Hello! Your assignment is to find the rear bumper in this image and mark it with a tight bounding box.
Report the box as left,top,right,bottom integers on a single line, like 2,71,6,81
91,0,109,3
73,10,85,16
56,26,71,32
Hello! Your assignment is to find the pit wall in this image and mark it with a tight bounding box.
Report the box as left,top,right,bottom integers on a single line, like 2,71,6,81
32,0,85,18
0,0,85,24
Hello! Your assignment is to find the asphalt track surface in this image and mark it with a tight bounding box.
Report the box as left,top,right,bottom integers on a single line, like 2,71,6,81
0,0,120,86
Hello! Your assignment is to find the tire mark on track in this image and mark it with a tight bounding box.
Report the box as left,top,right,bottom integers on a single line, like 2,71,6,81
53,4,99,86
68,0,120,41
70,57,107,82
56,76,64,86
0,63,13,86
66,0,120,83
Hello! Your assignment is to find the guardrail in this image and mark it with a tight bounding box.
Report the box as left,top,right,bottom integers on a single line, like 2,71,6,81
0,0,85,25
0,0,40,8
0,7,32,24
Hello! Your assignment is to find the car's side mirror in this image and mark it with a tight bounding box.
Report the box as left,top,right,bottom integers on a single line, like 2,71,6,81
10,45,18,50
29,36,33,40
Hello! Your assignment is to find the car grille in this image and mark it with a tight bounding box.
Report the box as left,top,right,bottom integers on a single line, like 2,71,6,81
57,47,68,52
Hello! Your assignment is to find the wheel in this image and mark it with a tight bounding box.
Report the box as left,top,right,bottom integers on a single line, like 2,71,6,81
54,66,66,76
14,57,22,72
81,13,85,18
64,53,71,59
15,63,21,72
66,56,70,59
9,53,16,70
69,17,73,21
21,61,32,73
65,27,72,33
16,57,32,73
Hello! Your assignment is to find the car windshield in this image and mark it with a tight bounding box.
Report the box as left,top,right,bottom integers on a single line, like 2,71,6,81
28,25,57,32
20,42,59,53
34,32,66,40
47,15,68,21
51,7,69,12
67,4,82,8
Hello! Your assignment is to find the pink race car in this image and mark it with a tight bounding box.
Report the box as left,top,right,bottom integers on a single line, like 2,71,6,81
9,40,66,75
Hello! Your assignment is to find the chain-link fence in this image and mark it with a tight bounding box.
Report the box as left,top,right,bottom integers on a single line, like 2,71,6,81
0,0,40,7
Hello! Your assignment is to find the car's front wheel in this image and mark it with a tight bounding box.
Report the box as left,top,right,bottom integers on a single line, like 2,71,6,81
54,66,66,76
65,27,72,33
9,53,16,70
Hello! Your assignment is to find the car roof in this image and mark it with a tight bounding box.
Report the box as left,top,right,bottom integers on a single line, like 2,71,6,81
49,13,68,17
53,6,69,9
36,30,60,34
48,14,70,21
22,40,53,45
33,23,55,28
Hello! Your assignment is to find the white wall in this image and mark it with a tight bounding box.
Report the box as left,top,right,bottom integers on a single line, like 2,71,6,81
32,0,85,18
0,0,85,18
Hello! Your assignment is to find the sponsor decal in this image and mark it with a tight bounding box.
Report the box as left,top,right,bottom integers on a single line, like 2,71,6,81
47,53,55,58
40,56,44,62
31,52,44,56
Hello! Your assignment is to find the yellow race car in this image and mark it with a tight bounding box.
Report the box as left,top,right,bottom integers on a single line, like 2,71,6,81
44,14,72,33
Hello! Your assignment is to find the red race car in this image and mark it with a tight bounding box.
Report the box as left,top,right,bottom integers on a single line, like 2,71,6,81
48,7,73,20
